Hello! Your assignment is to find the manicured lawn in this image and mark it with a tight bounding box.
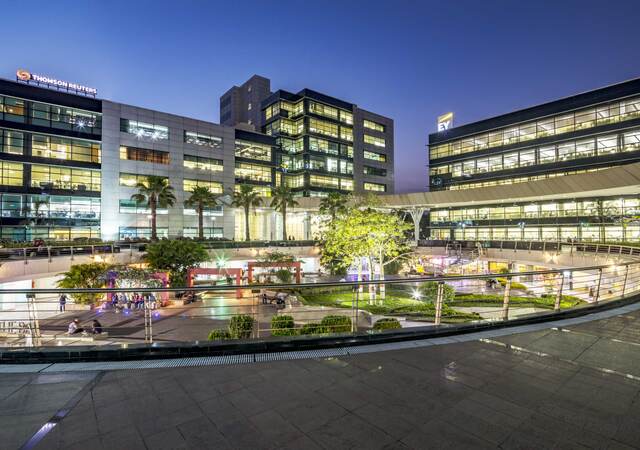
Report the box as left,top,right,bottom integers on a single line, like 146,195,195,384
451,293,585,310
296,287,481,323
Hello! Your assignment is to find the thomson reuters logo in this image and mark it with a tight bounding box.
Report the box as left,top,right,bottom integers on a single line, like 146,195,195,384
16,69,31,81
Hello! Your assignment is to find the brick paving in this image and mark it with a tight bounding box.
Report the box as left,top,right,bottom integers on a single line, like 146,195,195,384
2,310,640,449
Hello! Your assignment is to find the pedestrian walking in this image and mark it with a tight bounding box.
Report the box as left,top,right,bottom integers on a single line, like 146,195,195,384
59,294,67,312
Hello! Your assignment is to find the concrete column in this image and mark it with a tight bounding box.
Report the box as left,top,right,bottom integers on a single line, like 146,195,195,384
408,208,426,246
502,277,511,320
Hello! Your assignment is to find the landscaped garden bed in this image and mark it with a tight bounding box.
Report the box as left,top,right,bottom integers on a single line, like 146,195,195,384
295,285,481,323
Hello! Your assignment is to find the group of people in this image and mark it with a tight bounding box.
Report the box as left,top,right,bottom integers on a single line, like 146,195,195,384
110,292,157,312
67,318,102,335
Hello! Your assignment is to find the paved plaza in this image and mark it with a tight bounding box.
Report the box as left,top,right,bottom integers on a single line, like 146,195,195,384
2,308,640,449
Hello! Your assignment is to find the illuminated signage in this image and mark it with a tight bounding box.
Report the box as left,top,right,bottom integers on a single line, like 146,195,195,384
437,112,454,131
16,69,97,96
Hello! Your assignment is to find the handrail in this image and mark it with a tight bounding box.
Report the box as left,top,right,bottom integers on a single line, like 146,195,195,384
0,260,629,295
418,239,640,259
3,240,640,358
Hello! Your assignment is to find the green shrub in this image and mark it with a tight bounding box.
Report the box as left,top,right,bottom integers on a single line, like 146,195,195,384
271,315,296,336
299,323,325,335
320,315,352,333
496,278,528,290
275,269,293,284
229,315,255,339
384,258,403,275
373,318,402,331
208,329,231,340
420,281,455,303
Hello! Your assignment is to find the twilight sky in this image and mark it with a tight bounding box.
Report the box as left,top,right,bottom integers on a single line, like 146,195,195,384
2,0,639,193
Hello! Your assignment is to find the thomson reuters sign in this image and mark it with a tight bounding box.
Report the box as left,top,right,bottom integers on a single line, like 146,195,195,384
15,69,97,96
16,69,31,81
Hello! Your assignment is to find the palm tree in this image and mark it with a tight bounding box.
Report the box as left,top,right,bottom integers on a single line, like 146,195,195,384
184,186,220,240
319,192,349,222
271,186,299,241
232,185,263,241
131,176,176,240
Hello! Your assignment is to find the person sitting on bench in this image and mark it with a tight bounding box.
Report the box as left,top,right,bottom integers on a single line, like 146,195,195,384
90,319,103,335
67,318,84,335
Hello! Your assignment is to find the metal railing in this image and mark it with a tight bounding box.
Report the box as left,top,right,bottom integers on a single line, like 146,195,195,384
421,239,640,259
0,244,119,264
0,240,319,265
1,243,640,355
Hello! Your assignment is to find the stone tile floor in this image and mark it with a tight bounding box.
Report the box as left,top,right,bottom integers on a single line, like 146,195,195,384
2,310,640,449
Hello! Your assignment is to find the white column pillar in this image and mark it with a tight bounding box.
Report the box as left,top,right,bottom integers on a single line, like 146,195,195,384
408,208,426,247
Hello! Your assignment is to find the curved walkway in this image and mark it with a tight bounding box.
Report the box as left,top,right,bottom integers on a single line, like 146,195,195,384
4,305,640,449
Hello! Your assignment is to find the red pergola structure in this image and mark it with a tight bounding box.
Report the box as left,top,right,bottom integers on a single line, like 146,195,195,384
247,261,302,284
186,267,243,298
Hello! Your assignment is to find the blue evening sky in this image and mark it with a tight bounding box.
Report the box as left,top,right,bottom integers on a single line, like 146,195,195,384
1,0,639,192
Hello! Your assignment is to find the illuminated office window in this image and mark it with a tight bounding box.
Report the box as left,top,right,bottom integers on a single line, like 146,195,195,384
309,118,339,138
32,135,100,163
308,101,339,120
234,162,272,182
119,146,168,164
309,174,340,189
364,150,386,162
364,182,386,192
0,162,23,186
364,134,385,148
183,179,223,193
118,173,167,187
234,140,272,161
120,119,168,140
32,165,100,191
184,131,223,149
0,129,24,155
183,155,223,172
363,119,385,132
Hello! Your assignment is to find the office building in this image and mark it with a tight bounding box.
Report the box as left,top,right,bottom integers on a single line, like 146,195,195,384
428,78,640,191
424,77,640,242
0,71,284,241
222,76,395,196
219,75,271,130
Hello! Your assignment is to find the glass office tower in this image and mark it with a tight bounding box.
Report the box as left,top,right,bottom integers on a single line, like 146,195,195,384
262,88,394,196
427,78,640,242
0,79,102,241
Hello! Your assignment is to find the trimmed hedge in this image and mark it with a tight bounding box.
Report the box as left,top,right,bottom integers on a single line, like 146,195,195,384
373,318,402,331
208,329,231,340
271,315,296,336
496,278,528,291
229,315,255,339
299,315,353,335
420,281,455,303
453,293,584,309
320,315,352,333
299,323,325,335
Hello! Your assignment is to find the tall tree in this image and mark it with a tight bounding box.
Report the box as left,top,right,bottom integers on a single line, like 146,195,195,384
184,186,220,240
321,206,411,299
130,176,176,240
271,186,299,240
144,240,209,287
319,192,349,222
363,209,412,299
232,185,262,241
57,263,110,305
